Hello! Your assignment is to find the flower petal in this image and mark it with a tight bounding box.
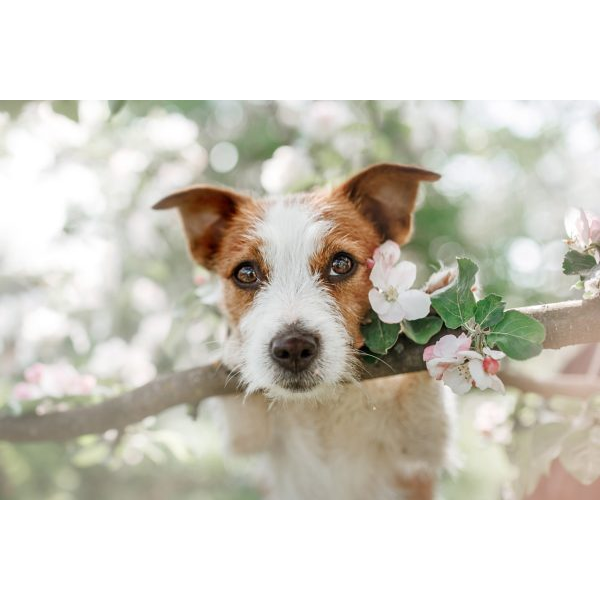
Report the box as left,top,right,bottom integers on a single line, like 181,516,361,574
373,240,401,267
423,345,436,361
458,350,484,361
369,262,391,289
488,375,506,394
387,261,417,291
456,333,472,352
378,299,406,324
483,347,505,360
565,207,590,250
368,288,390,317
426,359,447,380
443,366,473,395
434,334,464,359
469,359,491,390
588,211,600,244
396,289,431,320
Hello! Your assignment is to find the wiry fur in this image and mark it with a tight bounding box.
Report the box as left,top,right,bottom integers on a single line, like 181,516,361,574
155,163,454,499
224,195,357,401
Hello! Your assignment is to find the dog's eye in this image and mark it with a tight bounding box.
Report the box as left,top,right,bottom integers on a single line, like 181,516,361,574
233,262,260,288
329,253,355,280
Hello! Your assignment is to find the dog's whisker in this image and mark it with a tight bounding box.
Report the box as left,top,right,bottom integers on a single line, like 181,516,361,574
356,350,396,373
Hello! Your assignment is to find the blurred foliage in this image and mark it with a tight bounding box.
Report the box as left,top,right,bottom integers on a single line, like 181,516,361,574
1,100,600,498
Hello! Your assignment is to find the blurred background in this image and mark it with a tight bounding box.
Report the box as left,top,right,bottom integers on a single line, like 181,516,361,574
1,100,599,499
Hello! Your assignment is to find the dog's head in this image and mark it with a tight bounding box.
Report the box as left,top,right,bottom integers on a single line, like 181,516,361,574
154,163,439,400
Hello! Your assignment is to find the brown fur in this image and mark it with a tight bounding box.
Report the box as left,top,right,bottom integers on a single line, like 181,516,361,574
212,198,267,325
307,190,382,346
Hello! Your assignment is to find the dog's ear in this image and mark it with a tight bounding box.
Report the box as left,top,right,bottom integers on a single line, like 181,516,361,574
153,186,248,269
335,163,440,245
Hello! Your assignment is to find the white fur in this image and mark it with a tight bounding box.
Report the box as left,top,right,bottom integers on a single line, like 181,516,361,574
218,373,456,499
228,198,353,400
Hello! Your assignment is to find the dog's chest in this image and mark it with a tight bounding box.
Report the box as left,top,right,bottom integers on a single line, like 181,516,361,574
264,374,453,499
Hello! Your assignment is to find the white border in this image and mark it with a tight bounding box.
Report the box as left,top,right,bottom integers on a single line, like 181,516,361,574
2,1,600,98
2,501,598,599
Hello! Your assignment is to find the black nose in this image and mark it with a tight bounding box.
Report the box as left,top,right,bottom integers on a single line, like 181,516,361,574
270,332,319,373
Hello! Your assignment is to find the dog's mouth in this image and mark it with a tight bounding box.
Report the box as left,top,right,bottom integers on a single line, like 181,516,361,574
273,370,322,393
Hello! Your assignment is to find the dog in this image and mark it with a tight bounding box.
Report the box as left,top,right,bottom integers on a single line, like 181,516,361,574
154,163,455,499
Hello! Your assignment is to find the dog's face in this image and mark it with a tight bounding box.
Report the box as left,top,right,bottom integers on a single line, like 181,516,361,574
155,163,439,400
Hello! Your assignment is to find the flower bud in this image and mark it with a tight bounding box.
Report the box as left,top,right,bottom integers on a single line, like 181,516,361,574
483,356,500,375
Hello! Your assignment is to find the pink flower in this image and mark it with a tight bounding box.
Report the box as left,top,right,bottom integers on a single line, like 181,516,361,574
12,363,97,401
12,382,39,401
564,207,600,253
368,240,431,324
423,334,505,395
24,363,46,384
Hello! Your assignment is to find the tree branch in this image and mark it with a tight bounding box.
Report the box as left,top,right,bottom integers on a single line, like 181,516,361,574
1,298,599,443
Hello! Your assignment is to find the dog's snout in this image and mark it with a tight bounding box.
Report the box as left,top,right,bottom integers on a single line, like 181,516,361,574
270,332,319,373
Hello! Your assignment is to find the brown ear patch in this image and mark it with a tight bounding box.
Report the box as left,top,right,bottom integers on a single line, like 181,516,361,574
153,186,251,269
335,163,440,245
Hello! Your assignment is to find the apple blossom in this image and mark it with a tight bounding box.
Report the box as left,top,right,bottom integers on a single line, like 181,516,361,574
564,207,600,253
423,333,506,395
13,382,38,401
11,363,97,401
368,240,431,324
583,271,600,300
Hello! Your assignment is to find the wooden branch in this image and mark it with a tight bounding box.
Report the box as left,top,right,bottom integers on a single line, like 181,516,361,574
1,298,599,443
0,366,234,443
499,371,600,399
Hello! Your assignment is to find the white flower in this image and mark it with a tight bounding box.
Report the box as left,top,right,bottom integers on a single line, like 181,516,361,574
583,271,600,300
260,146,314,194
370,240,401,282
368,240,431,324
423,333,506,395
564,207,600,253
301,101,353,141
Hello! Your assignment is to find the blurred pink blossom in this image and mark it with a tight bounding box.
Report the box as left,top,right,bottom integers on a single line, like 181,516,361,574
11,363,97,401
24,362,45,384
474,401,512,444
13,382,38,400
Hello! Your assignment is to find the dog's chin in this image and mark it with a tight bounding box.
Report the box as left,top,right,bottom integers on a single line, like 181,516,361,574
263,372,352,402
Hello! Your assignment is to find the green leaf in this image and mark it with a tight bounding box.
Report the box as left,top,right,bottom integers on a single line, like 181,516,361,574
487,310,546,360
402,316,443,344
562,250,596,275
430,258,478,329
474,294,506,329
361,311,400,355
0,100,30,119
108,100,126,116
360,352,378,365
51,100,79,122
